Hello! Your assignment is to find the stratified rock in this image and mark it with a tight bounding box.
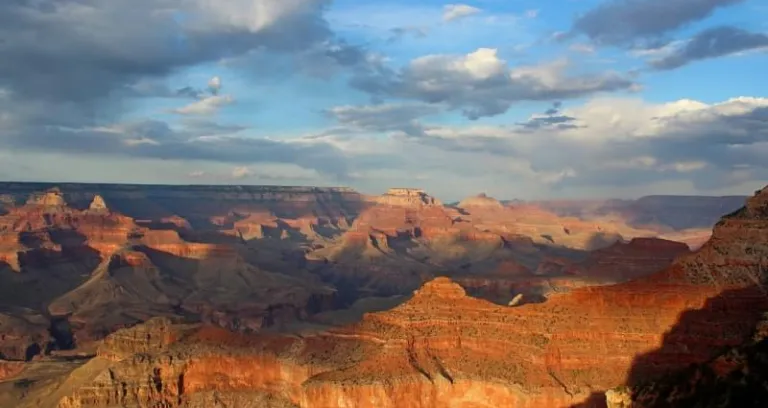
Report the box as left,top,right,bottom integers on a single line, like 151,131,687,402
618,310,768,408
25,188,66,207
0,360,24,381
48,186,768,408
87,195,108,212
98,317,178,361
375,188,443,207
565,237,690,283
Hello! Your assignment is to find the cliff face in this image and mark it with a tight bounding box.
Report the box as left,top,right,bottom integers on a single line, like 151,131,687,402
565,238,691,283
606,311,768,408
45,187,768,408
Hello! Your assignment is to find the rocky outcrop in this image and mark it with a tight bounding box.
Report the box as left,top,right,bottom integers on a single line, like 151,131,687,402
375,188,443,207
87,195,108,212
26,188,67,208
0,360,24,381
97,317,179,361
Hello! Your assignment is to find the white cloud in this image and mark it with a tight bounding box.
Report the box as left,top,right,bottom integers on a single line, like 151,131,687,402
628,40,689,58
123,137,160,147
172,95,234,115
188,0,322,32
207,76,222,95
231,166,253,179
524,9,539,19
353,48,636,119
443,4,481,22
569,43,596,54
319,95,768,198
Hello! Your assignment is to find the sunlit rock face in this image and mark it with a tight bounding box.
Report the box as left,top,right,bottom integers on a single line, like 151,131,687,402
375,188,443,207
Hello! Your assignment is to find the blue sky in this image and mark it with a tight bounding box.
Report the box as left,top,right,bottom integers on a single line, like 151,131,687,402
0,0,767,200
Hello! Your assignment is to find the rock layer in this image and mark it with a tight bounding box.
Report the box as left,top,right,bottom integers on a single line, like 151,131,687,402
48,186,768,408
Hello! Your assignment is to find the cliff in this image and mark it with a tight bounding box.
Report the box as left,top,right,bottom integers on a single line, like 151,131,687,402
44,186,768,408
564,238,691,283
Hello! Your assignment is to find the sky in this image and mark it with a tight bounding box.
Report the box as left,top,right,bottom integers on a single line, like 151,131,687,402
0,0,767,201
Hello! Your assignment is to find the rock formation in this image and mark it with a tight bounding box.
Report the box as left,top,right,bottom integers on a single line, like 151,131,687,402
375,188,443,207
0,182,758,408
34,186,768,408
26,188,67,207
564,237,691,283
0,360,24,381
457,193,504,210
0,308,51,361
87,195,108,212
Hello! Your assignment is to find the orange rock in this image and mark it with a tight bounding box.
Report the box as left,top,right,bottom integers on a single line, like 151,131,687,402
54,187,768,408
0,360,24,381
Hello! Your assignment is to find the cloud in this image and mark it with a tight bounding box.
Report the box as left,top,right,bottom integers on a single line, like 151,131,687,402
443,4,481,22
172,95,234,115
515,101,580,131
231,166,253,179
387,27,429,43
1,118,356,179
650,26,768,69
351,48,637,119
327,103,442,135
385,96,768,195
207,76,223,95
0,0,330,104
571,0,745,46
226,165,322,181
3,94,767,199
569,43,596,54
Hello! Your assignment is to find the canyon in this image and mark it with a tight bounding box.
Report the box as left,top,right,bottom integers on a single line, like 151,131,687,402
0,182,758,407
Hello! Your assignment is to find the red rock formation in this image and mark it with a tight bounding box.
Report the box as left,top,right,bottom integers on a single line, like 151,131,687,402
97,317,179,361
375,188,443,207
0,360,24,381
0,192,138,266
51,187,768,408
564,238,690,283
